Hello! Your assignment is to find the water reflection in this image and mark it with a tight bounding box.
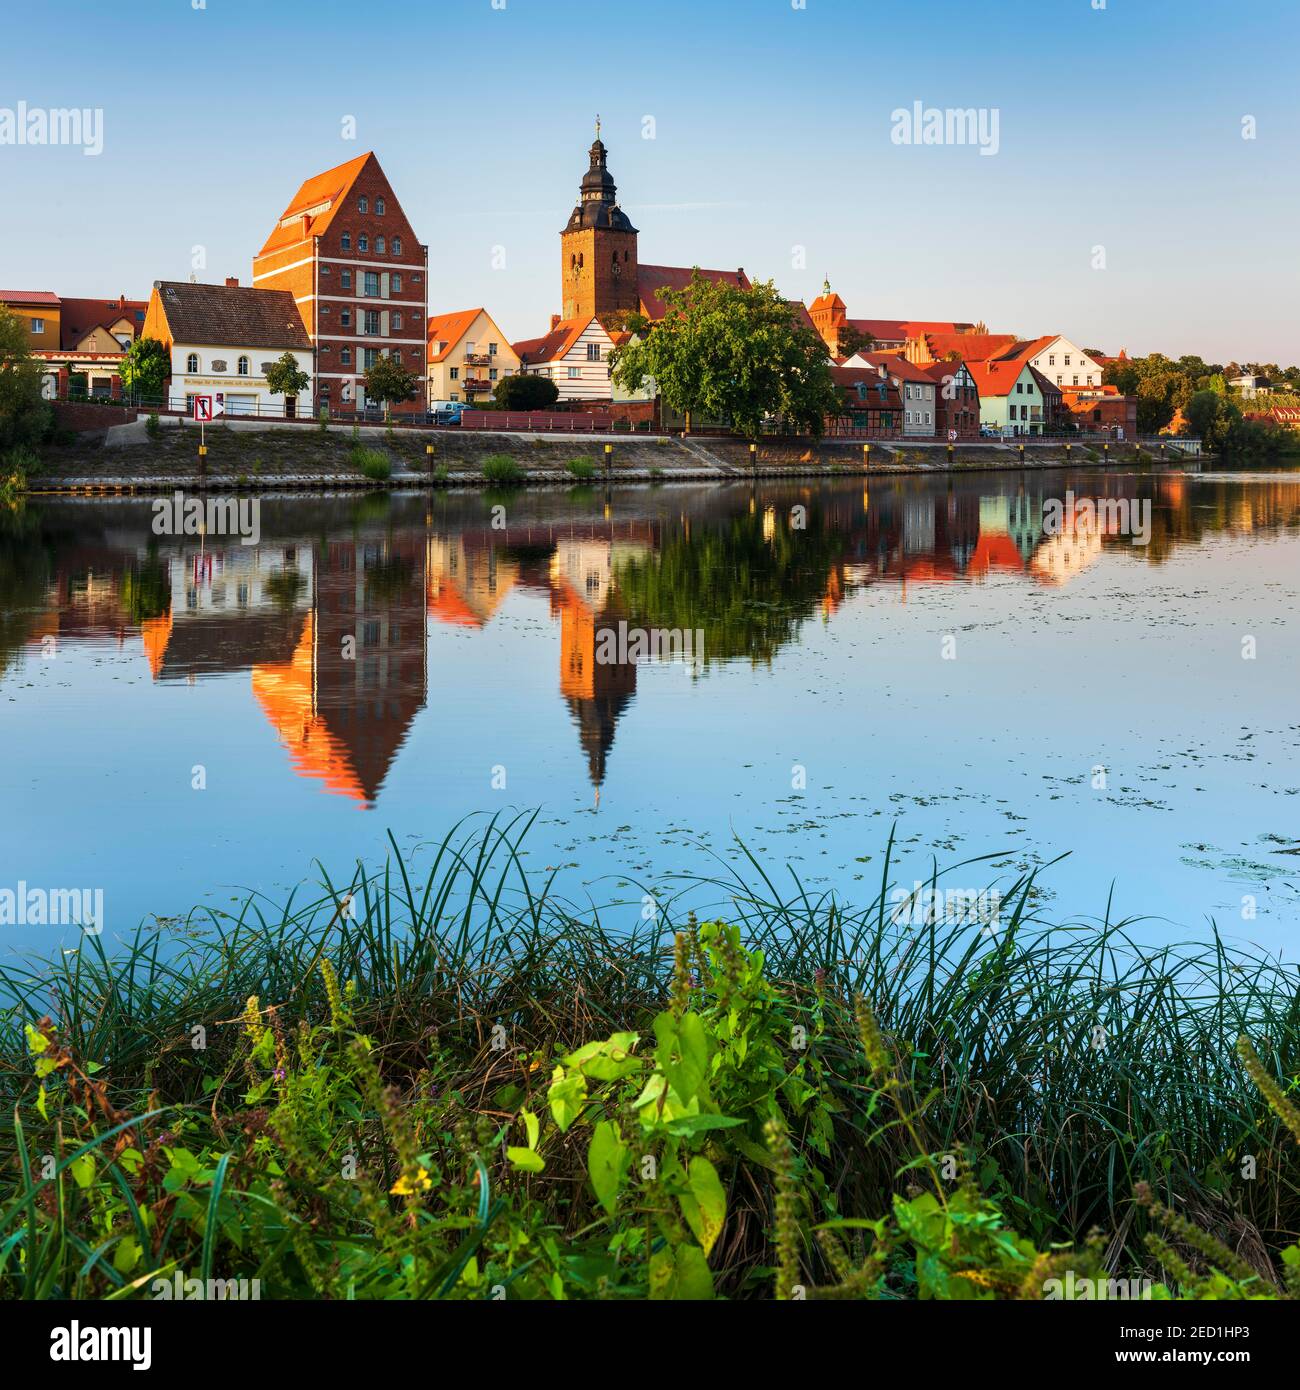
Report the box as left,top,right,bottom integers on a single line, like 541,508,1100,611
2,469,1298,812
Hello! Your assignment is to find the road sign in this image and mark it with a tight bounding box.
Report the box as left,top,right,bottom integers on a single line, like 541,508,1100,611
193,393,225,422
947,429,957,442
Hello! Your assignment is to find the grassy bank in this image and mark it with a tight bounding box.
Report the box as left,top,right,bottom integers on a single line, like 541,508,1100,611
2,815,1297,1299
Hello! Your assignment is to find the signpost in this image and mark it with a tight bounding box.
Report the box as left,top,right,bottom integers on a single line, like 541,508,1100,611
193,393,224,483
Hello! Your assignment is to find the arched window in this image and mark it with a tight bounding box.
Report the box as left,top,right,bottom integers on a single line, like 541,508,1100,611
376,236,385,254
375,197,385,215
186,352,199,373
392,236,401,255
358,234,369,252
341,231,351,250
237,356,250,376
358,196,368,213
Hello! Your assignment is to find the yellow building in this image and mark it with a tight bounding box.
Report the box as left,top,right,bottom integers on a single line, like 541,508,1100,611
426,307,519,405
1,290,61,349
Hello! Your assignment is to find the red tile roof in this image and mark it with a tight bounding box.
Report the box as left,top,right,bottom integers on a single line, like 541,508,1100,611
427,308,483,362
150,281,311,350
854,351,936,385
848,317,969,343
917,331,1017,362
965,356,1033,399
829,366,903,409
513,316,596,364
1,290,60,306
257,152,373,256
59,295,148,350
637,264,750,320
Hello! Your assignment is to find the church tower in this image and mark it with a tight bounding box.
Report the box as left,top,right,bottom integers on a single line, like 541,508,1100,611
560,119,639,323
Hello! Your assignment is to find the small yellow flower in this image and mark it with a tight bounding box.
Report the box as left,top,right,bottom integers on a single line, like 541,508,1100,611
390,1166,432,1196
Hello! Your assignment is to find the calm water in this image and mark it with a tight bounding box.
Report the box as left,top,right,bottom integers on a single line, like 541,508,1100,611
2,468,1298,957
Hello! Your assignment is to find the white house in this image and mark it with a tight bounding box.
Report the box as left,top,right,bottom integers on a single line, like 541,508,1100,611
1228,373,1271,399
143,279,315,417
1025,336,1104,390
511,316,624,402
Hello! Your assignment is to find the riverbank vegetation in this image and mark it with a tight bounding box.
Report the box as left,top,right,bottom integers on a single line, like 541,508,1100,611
1,816,1297,1300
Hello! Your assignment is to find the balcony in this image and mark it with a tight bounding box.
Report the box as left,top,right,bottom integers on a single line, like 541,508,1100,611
463,377,492,393
463,353,490,367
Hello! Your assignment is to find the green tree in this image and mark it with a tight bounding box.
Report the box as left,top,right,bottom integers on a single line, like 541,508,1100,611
1185,389,1239,450
835,324,876,359
493,372,560,410
0,307,50,450
265,351,311,406
362,355,417,421
610,271,840,438
118,336,171,401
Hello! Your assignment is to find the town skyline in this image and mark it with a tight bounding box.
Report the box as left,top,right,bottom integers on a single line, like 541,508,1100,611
1,0,1297,363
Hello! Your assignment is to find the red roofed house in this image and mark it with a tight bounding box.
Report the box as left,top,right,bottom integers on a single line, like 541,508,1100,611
514,316,626,403
966,347,1048,436
841,352,941,436
917,360,981,439
253,152,428,415
826,365,903,437
426,308,519,405
905,330,1017,366
809,279,975,356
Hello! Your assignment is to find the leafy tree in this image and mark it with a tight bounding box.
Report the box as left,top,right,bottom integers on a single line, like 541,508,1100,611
362,355,417,421
0,307,50,449
493,372,560,410
118,336,171,401
265,351,311,403
835,324,876,359
1185,389,1240,450
610,271,841,437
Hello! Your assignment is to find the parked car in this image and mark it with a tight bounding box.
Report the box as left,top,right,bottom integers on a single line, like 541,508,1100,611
427,401,466,425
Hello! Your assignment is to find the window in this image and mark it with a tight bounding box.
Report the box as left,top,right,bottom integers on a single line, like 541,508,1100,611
1048,354,1055,366
376,236,386,254
586,342,600,361
341,269,352,289
363,348,378,369
450,392,459,402
364,310,380,335
925,412,932,425
363,271,380,297
488,342,497,357
392,311,402,331
390,349,401,364
489,368,497,381
30,318,44,333
1064,355,1071,366
567,366,580,379
358,234,369,253
391,273,402,293
1072,375,1079,386
392,236,401,255
341,232,351,251
358,196,368,213
237,356,250,376
341,347,351,366
450,367,459,380
375,198,385,215
186,352,199,373
321,265,331,275
340,309,351,328
413,274,422,284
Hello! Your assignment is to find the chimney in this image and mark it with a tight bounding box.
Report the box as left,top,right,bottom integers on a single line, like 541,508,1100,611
225,276,239,288
550,313,561,330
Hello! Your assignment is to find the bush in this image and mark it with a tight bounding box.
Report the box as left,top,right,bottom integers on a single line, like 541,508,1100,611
566,455,596,480
3,444,41,480
146,413,161,439
318,406,330,433
349,444,392,481
482,453,523,484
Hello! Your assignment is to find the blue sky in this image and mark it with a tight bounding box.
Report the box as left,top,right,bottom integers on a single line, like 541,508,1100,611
2,0,1297,362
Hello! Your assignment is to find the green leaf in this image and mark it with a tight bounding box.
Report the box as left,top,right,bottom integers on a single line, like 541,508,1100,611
587,1120,629,1217
649,1242,715,1300
678,1157,726,1256
70,1153,95,1189
654,1011,710,1105
506,1147,545,1173
546,1066,588,1134
560,1032,642,1081
113,1235,140,1274
521,1109,539,1151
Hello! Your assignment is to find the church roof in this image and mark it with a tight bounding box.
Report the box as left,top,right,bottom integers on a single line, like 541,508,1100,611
637,264,750,320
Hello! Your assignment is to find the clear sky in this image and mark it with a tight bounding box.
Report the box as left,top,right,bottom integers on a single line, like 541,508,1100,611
2,0,1297,363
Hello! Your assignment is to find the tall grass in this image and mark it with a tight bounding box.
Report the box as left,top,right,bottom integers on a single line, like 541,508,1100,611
1,812,1296,1266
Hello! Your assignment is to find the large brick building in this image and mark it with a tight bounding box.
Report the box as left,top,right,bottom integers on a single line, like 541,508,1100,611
253,152,428,415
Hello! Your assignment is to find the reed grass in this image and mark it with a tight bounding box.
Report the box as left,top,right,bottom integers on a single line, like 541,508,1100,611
1,811,1297,1269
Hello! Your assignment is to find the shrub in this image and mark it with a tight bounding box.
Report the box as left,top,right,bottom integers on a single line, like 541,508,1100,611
349,444,392,481
566,455,597,480
318,406,330,433
145,413,161,440
482,453,523,484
